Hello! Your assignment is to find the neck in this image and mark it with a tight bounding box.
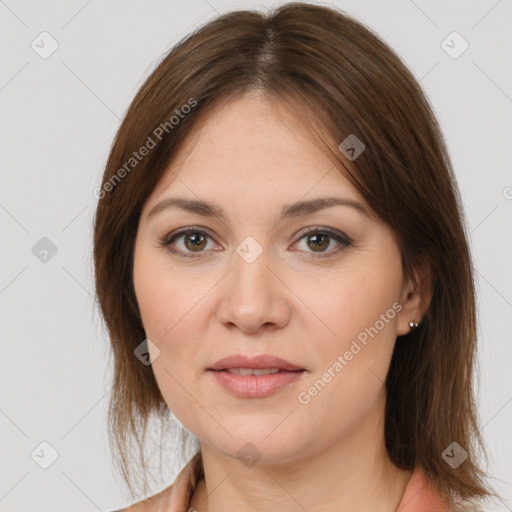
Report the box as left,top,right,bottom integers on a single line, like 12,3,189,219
189,391,412,512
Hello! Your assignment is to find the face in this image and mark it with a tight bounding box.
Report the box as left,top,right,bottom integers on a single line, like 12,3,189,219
133,93,419,465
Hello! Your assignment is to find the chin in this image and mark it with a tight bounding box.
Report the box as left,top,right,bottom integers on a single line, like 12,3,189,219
201,425,311,466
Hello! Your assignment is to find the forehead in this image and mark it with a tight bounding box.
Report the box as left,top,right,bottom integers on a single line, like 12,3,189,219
146,94,363,211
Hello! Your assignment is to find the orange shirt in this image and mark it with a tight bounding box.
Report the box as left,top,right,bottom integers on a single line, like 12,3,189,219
117,451,480,511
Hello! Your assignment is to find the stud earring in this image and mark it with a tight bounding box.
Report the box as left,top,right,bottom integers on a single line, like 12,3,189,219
408,321,419,331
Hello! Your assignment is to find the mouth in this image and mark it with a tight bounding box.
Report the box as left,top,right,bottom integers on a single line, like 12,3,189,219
207,354,306,373
210,368,304,376
206,354,307,398
208,368,306,398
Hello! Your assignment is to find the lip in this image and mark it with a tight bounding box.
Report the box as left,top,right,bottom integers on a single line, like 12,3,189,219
207,354,304,371
207,354,306,398
209,369,306,398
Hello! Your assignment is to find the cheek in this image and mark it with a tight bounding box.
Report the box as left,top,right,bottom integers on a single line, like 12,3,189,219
132,234,403,442
302,258,402,350
133,246,209,341
132,248,215,412
295,259,402,410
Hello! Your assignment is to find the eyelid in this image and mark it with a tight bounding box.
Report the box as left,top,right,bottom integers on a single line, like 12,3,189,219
158,226,219,258
291,226,352,259
159,225,352,259
161,226,216,245
294,225,352,244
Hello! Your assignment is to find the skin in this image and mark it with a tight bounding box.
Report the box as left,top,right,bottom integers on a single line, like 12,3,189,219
132,92,432,512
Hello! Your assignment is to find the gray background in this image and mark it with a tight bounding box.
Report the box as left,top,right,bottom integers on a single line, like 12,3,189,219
1,0,511,510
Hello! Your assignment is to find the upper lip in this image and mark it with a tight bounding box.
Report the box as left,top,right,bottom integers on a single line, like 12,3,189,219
208,354,305,371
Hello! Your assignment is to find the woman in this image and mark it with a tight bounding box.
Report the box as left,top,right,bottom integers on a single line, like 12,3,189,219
93,3,496,511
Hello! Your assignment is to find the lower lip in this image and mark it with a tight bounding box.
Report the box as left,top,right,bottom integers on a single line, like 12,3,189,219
209,370,305,398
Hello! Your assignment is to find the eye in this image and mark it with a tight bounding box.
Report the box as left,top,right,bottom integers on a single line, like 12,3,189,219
158,226,352,259
293,227,352,259
158,228,218,258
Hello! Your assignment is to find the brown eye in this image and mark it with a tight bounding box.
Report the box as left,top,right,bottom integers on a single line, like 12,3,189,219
159,228,216,258
183,232,207,252
306,233,330,252
294,227,352,259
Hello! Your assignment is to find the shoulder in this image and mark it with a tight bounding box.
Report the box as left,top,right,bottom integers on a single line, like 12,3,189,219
113,483,176,511
398,467,451,511
398,467,490,512
112,451,203,512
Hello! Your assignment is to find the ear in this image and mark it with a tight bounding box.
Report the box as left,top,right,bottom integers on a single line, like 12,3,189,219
396,258,434,336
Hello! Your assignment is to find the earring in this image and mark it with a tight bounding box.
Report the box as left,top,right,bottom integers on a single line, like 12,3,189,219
408,321,419,331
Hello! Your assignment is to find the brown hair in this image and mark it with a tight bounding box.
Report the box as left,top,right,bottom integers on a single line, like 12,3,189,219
93,2,496,506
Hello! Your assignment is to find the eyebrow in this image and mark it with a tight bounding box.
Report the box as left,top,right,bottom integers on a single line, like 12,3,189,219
146,196,371,224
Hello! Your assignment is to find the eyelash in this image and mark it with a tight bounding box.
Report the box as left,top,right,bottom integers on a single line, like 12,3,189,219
158,226,352,260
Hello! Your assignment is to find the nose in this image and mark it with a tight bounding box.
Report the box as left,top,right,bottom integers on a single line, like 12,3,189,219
215,248,291,333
